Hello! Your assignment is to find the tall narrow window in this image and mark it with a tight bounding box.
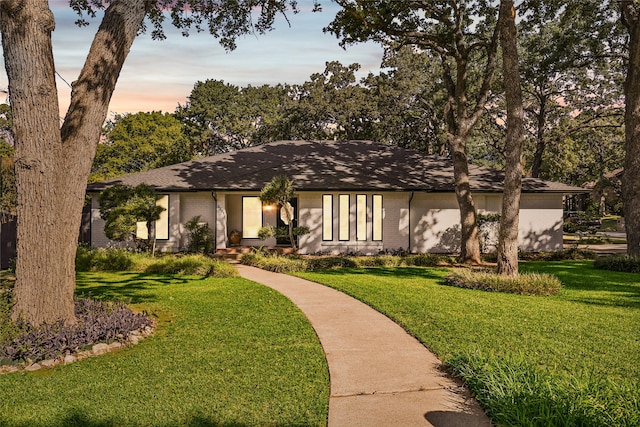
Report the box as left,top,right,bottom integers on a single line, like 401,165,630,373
356,194,367,241
156,195,169,240
242,196,262,239
339,194,350,241
372,194,383,241
322,195,333,241
135,195,169,240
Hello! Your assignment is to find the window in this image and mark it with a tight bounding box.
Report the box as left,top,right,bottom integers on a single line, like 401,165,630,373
135,194,169,240
322,195,333,241
372,194,383,241
242,196,262,239
156,195,169,240
339,194,350,241
356,194,367,241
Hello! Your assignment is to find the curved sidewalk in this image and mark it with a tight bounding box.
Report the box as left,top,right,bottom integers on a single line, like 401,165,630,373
236,264,491,427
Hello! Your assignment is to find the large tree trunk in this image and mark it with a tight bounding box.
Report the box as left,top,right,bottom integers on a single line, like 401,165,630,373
497,0,525,276
621,3,640,257
1,0,147,325
449,134,482,264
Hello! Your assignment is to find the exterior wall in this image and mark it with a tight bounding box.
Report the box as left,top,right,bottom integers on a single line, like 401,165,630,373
410,193,461,253
298,192,409,255
178,192,215,251
410,192,563,253
90,192,214,253
91,190,565,254
518,194,564,251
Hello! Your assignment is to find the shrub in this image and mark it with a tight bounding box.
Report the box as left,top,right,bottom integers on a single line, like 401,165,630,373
243,253,461,272
448,353,640,427
0,288,19,347
594,255,640,273
0,298,152,363
76,247,134,272
240,252,306,273
305,256,358,270
145,255,237,277
563,212,601,234
184,216,214,254
445,268,562,296
405,253,456,267
520,248,597,261
352,255,402,267
76,247,236,277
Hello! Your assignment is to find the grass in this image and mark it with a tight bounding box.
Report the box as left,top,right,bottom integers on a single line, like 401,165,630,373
75,247,237,278
0,272,329,426
445,268,562,295
295,261,640,426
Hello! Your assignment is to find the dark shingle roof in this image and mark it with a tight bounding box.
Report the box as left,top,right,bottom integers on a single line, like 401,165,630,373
87,140,587,194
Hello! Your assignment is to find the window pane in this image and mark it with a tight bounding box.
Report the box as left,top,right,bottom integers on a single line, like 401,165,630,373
372,194,383,241
242,196,262,239
323,195,333,241
135,195,169,240
339,194,350,241
136,222,148,240
356,194,367,241
156,195,169,240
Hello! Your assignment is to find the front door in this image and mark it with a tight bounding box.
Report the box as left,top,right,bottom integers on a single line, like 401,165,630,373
276,198,298,246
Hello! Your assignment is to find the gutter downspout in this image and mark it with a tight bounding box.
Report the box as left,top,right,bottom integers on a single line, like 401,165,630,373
211,191,218,252
408,191,415,253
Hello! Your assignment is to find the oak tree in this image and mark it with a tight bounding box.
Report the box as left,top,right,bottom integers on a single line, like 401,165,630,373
620,1,640,257
496,0,524,276
0,0,309,325
327,0,501,264
91,111,190,182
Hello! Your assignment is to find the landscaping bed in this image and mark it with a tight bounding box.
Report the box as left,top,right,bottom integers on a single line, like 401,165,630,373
295,261,640,426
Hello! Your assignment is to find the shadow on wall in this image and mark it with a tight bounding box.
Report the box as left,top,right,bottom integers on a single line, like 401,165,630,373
520,219,563,251
413,209,462,253
431,224,462,253
298,209,322,253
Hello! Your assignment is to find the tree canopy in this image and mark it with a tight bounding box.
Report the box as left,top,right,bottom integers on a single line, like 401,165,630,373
0,0,312,325
91,111,191,182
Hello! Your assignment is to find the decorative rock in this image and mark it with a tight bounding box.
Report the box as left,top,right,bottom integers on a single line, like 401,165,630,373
1,323,156,375
92,343,109,355
24,363,42,372
40,359,56,368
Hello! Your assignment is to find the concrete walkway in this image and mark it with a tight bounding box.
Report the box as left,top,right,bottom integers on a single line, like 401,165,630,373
236,264,491,427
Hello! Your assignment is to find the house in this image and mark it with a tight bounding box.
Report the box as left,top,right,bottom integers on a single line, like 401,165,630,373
86,140,586,255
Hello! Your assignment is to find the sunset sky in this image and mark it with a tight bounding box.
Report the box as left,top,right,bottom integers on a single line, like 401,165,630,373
0,2,385,118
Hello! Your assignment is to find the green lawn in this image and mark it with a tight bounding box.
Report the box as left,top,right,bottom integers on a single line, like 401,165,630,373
296,261,640,426
0,272,329,427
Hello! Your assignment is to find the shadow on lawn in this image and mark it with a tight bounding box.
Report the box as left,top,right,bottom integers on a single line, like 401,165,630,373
0,410,264,427
522,262,640,308
313,266,447,281
0,408,317,427
75,272,193,304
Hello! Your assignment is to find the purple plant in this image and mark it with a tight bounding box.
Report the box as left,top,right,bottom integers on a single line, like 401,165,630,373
1,298,152,363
